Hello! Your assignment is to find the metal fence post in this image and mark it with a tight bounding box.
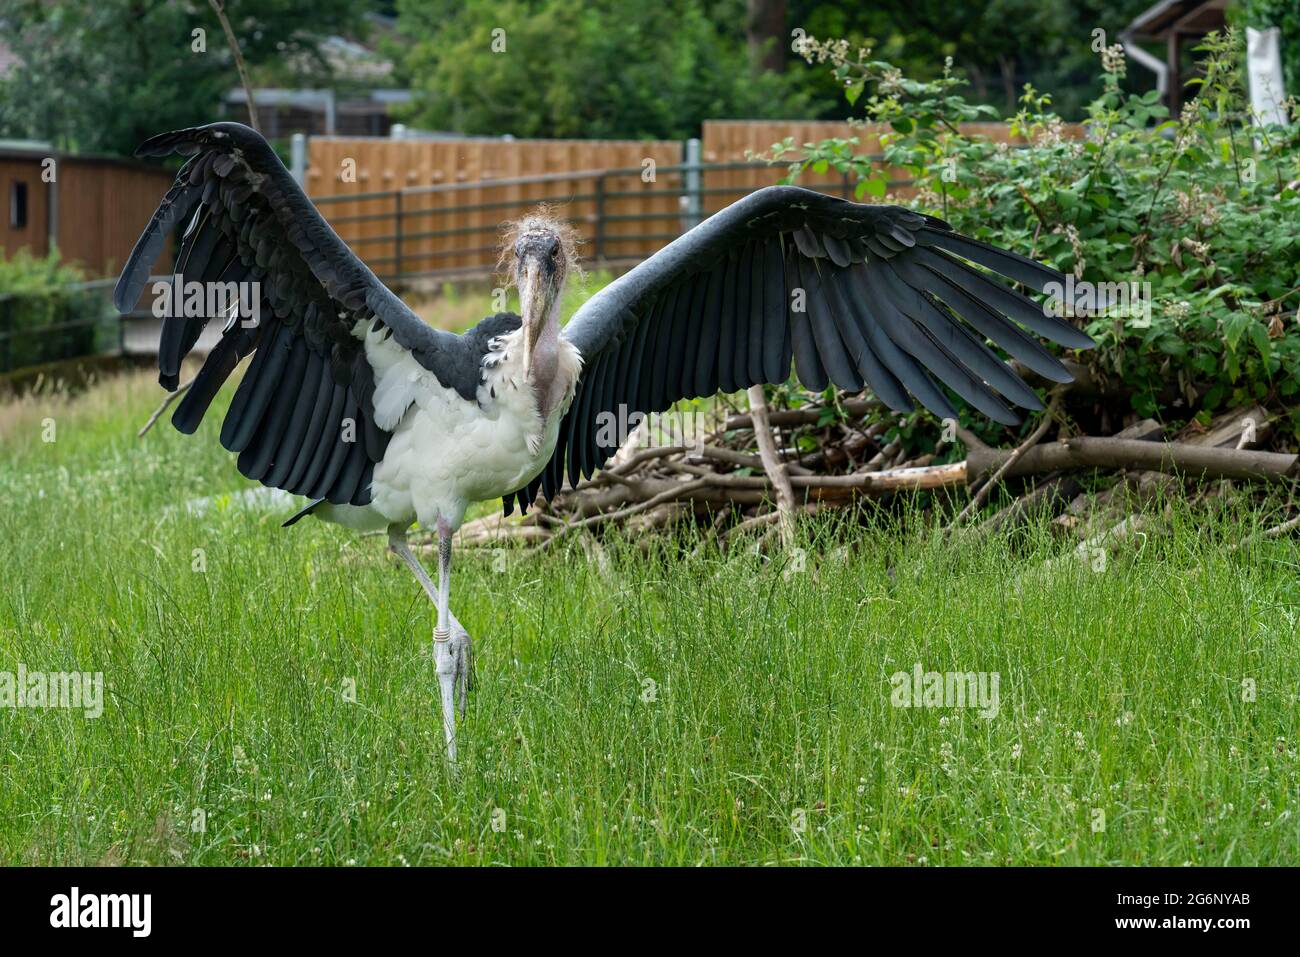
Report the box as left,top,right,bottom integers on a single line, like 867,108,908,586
394,190,404,282
594,174,606,261
682,138,702,234
290,133,306,186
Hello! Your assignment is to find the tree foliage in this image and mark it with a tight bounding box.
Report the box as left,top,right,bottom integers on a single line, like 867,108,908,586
0,0,365,156
391,0,819,139
788,0,1161,119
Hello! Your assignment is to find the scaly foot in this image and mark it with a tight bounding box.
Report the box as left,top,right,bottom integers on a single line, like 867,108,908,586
434,614,473,761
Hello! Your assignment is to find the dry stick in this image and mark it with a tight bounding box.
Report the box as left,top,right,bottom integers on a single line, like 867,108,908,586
543,478,712,547
528,511,567,528
955,425,989,451
724,505,818,541
723,510,784,540
967,437,1299,484
139,3,262,439
664,460,966,492
136,387,189,438
1042,513,1154,572
1256,514,1300,539
138,380,197,438
978,473,1079,535
468,459,972,547
562,462,967,526
860,437,901,472
723,397,880,431
692,443,814,476
610,444,687,473
573,445,687,489
1229,512,1300,552
950,390,1063,530
209,0,261,131
745,385,797,548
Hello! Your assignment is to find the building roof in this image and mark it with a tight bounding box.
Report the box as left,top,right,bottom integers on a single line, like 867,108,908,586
0,140,171,171
1125,0,1229,41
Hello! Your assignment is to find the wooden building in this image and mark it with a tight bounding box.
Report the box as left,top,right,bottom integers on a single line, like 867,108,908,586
1122,0,1230,112
0,143,173,281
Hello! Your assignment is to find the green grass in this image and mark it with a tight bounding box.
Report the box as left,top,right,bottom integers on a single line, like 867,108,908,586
2,371,1299,866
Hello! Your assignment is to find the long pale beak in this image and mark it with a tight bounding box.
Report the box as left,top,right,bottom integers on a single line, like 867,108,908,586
517,255,557,372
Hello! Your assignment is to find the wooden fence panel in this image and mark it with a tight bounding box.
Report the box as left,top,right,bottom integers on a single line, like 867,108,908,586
702,120,855,212
307,137,681,278
305,121,1083,280
701,119,1084,210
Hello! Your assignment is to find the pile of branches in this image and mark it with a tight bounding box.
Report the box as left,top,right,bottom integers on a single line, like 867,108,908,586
444,383,1300,556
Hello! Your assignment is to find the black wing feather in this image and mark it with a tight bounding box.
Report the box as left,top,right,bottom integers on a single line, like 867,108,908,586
506,184,1092,514
118,122,500,513
761,239,789,383
716,249,741,394
800,256,862,392
731,242,755,391
693,265,724,398
788,249,829,392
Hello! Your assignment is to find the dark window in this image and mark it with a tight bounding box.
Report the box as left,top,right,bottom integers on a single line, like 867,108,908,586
10,181,28,229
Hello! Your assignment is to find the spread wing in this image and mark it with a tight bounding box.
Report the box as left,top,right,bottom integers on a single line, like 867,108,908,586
115,122,486,507
507,184,1092,513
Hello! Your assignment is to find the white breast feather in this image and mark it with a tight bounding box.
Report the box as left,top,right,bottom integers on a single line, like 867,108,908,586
358,320,431,431
351,319,583,528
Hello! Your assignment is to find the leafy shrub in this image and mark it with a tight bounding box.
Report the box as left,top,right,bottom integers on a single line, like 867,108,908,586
773,31,1300,447
0,245,83,293
0,248,101,373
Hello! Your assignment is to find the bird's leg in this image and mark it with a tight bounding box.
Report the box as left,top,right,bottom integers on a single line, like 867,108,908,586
388,527,438,603
447,609,474,721
388,524,472,760
433,517,468,762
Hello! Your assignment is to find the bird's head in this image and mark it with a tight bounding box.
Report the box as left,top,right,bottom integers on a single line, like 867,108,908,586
502,211,579,370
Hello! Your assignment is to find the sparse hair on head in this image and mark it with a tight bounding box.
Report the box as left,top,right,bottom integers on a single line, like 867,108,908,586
498,205,584,286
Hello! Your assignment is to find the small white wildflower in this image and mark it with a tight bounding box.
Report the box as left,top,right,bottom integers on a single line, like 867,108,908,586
1101,44,1127,77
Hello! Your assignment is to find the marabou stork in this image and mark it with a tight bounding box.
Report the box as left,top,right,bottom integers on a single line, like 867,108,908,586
116,123,1093,761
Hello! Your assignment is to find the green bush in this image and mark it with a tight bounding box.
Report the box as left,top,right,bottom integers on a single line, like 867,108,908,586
774,31,1300,446
0,248,101,373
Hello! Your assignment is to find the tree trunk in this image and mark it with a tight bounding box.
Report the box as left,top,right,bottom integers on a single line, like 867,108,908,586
998,54,1017,115
746,0,786,73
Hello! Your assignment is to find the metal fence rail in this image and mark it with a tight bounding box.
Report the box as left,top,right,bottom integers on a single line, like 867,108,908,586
311,158,900,283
